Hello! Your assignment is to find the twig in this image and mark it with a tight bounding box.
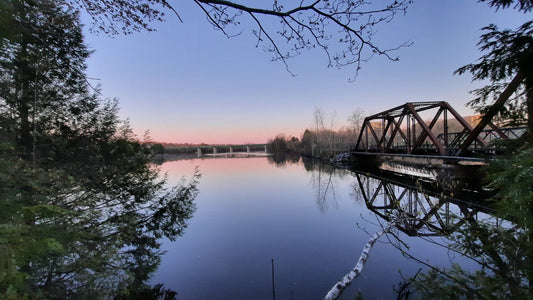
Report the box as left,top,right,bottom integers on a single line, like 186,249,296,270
271,258,276,300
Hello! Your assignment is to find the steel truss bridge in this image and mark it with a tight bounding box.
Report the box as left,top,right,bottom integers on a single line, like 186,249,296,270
354,101,526,157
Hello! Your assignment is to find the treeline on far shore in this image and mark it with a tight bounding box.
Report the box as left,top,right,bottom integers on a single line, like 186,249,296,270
266,128,359,160
147,143,266,155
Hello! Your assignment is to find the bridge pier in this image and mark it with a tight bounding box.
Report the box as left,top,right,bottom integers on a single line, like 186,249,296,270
197,148,202,157
213,147,217,154
246,146,250,153
230,146,233,154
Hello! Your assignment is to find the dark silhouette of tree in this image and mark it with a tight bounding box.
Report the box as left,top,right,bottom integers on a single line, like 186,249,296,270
455,0,533,139
301,129,315,156
0,0,91,158
478,0,533,12
0,1,199,298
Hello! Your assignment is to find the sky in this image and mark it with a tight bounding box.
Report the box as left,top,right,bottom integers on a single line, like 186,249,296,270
82,1,531,145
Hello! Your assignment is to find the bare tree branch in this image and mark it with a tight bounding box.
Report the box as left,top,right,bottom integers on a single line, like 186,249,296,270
193,0,413,78
70,0,413,78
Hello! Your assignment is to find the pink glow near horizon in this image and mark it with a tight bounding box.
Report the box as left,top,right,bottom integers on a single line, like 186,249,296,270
86,2,529,147
140,127,304,145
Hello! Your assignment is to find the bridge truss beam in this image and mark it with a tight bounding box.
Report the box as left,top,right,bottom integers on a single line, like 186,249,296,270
355,101,490,155
456,73,524,156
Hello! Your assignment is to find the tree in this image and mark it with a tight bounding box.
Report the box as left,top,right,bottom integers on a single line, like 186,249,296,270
478,0,533,12
267,134,289,153
348,108,365,133
399,3,533,296
348,107,365,145
314,107,337,153
301,129,316,156
400,151,533,297
66,0,412,78
0,0,91,159
150,143,165,155
0,1,199,298
455,0,533,140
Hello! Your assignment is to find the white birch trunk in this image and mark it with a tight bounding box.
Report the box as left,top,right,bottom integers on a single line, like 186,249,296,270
323,222,396,300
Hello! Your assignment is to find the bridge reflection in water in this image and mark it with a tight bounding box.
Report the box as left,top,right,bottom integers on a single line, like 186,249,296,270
352,168,498,237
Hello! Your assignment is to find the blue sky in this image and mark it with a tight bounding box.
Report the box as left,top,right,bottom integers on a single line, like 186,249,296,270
82,1,531,144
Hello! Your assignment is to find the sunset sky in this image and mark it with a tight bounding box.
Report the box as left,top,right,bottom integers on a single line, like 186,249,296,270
82,1,530,145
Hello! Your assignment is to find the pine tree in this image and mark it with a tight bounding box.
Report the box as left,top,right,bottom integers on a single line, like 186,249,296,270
0,1,199,298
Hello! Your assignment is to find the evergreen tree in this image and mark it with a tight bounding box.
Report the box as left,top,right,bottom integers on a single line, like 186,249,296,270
401,2,533,297
0,1,199,298
455,0,533,138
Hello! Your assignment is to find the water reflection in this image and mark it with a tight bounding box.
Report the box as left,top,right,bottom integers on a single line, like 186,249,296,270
0,168,199,299
303,157,354,212
146,155,512,299
268,156,507,298
341,167,526,299
351,170,495,236
266,153,301,167
153,152,272,165
267,155,354,212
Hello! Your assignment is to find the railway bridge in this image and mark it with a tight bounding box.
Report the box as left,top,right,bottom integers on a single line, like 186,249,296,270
354,73,528,158
354,101,526,157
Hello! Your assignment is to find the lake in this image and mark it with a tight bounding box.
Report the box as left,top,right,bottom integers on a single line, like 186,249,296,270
149,155,487,299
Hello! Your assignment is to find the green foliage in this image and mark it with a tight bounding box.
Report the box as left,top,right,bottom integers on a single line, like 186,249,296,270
266,134,301,154
409,263,515,299
403,145,533,299
454,0,533,136
455,21,533,82
65,0,173,35
0,1,199,298
412,6,533,294
486,144,533,226
455,21,533,126
479,0,533,13
301,129,315,156
150,143,165,155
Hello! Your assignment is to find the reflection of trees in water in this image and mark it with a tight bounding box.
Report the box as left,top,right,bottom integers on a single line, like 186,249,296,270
396,211,531,299
303,157,352,212
266,153,301,167
311,163,339,212
350,171,531,298
0,156,199,299
391,209,530,299
269,155,354,211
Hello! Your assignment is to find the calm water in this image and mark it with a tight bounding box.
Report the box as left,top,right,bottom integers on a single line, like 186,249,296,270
149,156,479,299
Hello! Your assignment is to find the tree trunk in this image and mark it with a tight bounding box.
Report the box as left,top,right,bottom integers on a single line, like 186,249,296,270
15,43,34,158
520,48,533,143
526,78,533,143
524,66,533,144
18,87,33,157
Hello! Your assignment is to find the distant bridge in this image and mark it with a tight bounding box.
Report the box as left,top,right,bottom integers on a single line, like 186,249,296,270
195,144,268,157
160,143,268,157
354,101,526,157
